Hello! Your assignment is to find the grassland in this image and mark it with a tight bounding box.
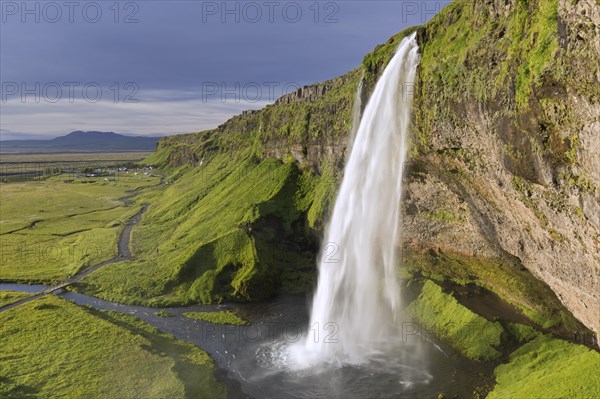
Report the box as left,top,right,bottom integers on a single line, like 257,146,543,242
408,280,504,361
0,173,160,282
488,334,600,398
0,152,152,163
183,310,247,325
75,150,321,306
0,290,32,308
0,152,153,183
0,295,225,398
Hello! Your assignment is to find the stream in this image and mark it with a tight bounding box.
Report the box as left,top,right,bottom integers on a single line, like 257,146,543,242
0,282,492,399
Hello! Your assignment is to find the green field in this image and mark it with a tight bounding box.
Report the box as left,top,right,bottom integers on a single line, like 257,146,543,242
0,291,33,308
0,173,160,282
0,152,153,183
75,150,325,306
0,152,153,164
0,295,225,398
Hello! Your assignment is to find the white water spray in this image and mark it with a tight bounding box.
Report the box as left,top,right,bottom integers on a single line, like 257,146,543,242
290,34,420,367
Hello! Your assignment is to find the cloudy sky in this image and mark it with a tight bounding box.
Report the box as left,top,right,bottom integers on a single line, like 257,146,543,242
0,1,449,139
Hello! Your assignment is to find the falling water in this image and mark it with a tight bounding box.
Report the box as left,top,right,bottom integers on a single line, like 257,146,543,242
346,74,364,155
290,34,420,368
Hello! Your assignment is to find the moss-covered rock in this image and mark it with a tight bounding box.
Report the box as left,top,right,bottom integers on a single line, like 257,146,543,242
488,334,600,398
408,280,504,361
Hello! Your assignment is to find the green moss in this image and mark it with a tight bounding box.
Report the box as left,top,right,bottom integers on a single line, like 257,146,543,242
563,133,580,165
548,228,566,242
506,322,541,343
420,0,558,109
511,175,549,227
183,310,247,326
420,208,463,223
408,280,503,361
306,162,338,229
488,335,600,398
403,250,583,332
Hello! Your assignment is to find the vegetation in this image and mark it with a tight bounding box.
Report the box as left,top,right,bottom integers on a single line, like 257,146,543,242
75,151,322,306
183,310,247,326
403,249,583,331
488,335,600,398
506,322,540,344
418,0,559,110
0,295,225,398
154,310,175,318
0,174,159,282
408,280,503,361
0,151,152,164
0,291,32,308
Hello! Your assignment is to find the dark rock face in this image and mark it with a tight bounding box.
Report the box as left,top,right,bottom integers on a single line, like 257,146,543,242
151,0,599,338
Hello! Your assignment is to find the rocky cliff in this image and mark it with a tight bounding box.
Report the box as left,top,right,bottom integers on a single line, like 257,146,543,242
135,0,598,338
407,0,599,338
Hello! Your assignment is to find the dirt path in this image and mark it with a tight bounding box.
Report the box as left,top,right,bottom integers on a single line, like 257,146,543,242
0,203,148,312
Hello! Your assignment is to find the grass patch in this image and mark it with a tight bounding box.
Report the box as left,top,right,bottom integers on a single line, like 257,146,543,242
154,310,175,318
76,151,319,306
0,291,32,307
0,174,158,282
408,280,503,361
0,295,225,398
488,335,600,398
506,322,541,344
183,310,247,326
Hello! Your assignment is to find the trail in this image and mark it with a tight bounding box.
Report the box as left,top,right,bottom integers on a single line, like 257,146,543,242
0,199,148,312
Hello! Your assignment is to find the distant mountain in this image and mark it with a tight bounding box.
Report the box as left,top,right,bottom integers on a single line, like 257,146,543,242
0,131,161,153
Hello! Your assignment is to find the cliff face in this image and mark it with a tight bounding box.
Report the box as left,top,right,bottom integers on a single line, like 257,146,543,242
147,0,599,337
407,0,599,338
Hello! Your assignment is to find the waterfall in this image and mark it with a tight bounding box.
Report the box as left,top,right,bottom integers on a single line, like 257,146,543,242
290,33,420,367
346,74,364,155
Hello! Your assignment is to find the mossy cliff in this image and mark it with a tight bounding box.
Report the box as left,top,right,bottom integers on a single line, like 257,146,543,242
81,0,599,340
405,0,600,340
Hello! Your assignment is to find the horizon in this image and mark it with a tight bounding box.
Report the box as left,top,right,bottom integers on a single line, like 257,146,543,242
0,130,167,141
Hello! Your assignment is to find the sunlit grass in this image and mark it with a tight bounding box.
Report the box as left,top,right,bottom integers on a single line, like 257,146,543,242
77,151,319,306
183,310,247,326
0,290,32,307
0,295,225,398
408,280,503,361
488,334,600,398
0,174,160,282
